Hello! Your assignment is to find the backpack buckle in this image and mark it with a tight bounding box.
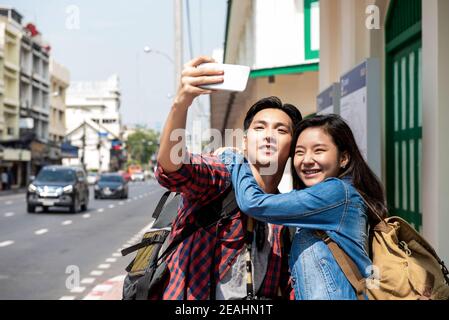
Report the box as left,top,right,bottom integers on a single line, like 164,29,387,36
399,241,412,256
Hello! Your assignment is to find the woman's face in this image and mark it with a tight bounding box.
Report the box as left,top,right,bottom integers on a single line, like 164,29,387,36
293,127,349,187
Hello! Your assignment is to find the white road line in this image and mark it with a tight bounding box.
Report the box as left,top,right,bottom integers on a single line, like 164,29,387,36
35,229,48,235
90,284,112,292
82,214,91,219
108,204,115,209
82,295,101,300
70,286,86,294
118,201,124,206
4,212,15,217
0,241,14,248
5,201,12,205
81,278,96,285
133,197,138,200
98,264,110,269
59,296,76,300
97,208,104,213
90,270,104,276
126,199,132,203
62,220,72,226
105,258,117,263
112,253,121,257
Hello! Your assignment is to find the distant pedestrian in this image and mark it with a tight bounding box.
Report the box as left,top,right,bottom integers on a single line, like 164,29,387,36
1,171,9,190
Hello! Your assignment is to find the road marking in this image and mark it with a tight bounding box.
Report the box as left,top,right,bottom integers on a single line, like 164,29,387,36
106,258,117,263
82,214,91,219
90,284,112,292
82,295,101,300
5,201,13,205
126,199,132,203
81,278,96,285
59,296,76,300
35,229,48,235
70,286,86,293
118,201,124,206
90,270,104,276
108,204,115,209
133,197,138,200
62,220,72,226
98,264,110,269
0,241,14,248
112,253,121,257
97,208,104,213
4,212,15,217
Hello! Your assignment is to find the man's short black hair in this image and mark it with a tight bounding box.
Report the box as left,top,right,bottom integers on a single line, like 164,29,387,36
243,96,302,131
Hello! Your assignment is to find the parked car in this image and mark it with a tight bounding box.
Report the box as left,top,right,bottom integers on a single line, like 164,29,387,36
87,172,99,185
94,173,128,199
27,166,89,213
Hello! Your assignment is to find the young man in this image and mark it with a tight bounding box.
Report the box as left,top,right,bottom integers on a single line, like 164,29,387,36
155,56,302,300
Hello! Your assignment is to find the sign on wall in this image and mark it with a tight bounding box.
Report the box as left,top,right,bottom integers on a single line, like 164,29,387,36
339,59,381,177
317,83,340,115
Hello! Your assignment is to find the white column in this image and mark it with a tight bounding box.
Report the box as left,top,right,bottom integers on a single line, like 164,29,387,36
422,0,449,262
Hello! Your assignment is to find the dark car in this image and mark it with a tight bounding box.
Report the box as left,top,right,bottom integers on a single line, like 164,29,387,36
94,173,128,199
27,166,89,213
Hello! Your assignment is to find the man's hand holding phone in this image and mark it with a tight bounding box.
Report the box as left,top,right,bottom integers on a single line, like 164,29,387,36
173,56,224,109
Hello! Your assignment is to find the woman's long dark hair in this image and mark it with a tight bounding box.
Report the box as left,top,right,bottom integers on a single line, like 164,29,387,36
291,114,387,226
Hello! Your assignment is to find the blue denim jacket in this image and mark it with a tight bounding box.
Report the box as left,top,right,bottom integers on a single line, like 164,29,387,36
219,150,372,300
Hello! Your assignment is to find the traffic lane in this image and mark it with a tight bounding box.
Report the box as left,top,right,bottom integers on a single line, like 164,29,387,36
0,184,167,299
0,182,160,251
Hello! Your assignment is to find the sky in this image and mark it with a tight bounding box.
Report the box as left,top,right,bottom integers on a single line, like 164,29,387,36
3,0,228,130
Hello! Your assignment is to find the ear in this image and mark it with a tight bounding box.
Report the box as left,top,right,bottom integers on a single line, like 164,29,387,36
340,151,350,169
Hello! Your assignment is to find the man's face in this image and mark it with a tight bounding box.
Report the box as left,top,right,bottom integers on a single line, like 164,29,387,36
243,108,293,174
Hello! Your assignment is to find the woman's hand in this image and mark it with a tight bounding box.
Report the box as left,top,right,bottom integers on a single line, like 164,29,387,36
218,148,246,170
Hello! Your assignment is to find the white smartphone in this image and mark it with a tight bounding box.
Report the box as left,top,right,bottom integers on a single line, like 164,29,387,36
198,63,250,92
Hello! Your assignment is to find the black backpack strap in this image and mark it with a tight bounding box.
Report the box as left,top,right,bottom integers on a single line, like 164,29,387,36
152,191,175,220
128,186,239,300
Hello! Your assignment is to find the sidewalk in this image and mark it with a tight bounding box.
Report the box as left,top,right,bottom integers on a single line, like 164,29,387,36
83,275,126,300
0,187,26,197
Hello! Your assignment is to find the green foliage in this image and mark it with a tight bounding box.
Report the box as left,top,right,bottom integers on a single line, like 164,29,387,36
126,129,159,166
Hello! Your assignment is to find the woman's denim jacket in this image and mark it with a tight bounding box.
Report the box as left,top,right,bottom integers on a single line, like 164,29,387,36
219,150,372,300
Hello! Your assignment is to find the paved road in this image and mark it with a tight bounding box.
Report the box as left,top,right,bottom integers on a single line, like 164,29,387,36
0,180,167,300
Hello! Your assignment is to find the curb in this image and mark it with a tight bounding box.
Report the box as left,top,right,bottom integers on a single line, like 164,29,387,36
83,275,126,300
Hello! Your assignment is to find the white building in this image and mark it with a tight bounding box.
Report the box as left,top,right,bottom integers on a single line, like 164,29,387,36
63,119,119,173
64,75,122,172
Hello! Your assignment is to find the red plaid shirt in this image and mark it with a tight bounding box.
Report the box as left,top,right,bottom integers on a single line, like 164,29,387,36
154,153,292,300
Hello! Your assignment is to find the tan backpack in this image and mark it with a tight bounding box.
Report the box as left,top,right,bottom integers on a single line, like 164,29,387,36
316,216,449,300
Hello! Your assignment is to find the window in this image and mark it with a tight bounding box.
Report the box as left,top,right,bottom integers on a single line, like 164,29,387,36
304,0,320,60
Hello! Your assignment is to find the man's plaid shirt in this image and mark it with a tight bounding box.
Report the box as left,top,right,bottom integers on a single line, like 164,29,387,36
153,153,292,300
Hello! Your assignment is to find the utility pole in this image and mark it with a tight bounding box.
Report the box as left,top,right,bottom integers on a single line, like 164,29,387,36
81,121,86,169
174,0,183,92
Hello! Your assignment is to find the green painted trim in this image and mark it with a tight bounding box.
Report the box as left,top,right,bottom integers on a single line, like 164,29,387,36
304,0,319,60
223,0,233,63
249,63,319,78
386,22,421,53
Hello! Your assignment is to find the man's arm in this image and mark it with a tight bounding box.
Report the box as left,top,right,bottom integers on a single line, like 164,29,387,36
157,56,224,173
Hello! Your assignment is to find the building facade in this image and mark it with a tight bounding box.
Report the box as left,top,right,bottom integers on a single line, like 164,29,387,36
19,23,50,143
318,0,449,262
210,0,321,191
49,59,69,144
0,7,30,189
65,75,123,172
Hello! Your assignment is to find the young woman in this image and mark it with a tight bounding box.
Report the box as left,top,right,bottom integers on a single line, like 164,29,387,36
219,114,387,300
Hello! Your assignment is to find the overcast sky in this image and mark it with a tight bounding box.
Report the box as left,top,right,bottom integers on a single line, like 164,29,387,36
3,0,228,130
